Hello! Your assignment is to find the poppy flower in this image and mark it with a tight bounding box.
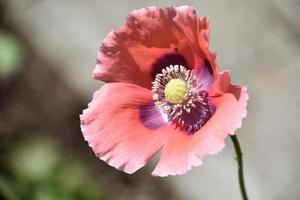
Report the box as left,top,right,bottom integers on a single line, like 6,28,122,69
80,6,248,177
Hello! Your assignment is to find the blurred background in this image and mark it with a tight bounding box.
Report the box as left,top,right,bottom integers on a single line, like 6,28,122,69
1,0,300,199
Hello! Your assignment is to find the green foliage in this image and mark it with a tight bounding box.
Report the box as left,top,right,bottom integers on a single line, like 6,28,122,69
0,30,25,79
0,135,118,200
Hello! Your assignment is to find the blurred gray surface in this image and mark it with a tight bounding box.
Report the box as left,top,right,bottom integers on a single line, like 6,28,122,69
7,0,300,199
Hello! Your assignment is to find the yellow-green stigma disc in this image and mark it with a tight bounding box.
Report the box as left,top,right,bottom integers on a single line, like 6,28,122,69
164,79,187,104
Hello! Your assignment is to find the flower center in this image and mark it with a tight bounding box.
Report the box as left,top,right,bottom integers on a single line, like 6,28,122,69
164,79,187,104
151,64,215,134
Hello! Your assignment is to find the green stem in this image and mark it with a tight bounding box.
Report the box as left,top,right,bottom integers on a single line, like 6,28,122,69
230,135,249,200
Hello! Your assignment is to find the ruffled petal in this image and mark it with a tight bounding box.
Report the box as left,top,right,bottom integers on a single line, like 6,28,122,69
94,6,210,89
80,83,172,174
152,71,248,176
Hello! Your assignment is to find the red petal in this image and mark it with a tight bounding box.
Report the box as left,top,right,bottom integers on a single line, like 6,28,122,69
94,6,210,88
80,83,172,173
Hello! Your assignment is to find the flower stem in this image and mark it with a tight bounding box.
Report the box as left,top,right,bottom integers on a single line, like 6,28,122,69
230,135,249,200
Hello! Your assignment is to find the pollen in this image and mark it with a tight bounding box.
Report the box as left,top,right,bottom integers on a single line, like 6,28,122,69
164,79,187,104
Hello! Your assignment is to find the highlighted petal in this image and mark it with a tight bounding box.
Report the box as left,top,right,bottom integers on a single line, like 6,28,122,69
152,71,248,176
94,6,210,88
80,83,171,173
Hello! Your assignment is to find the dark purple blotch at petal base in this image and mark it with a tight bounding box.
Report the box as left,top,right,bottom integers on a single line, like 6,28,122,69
194,59,215,91
175,91,216,134
139,103,167,129
151,53,189,79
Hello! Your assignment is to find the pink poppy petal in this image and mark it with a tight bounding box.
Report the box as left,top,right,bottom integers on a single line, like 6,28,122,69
80,83,172,174
152,71,248,176
94,6,210,88
209,70,230,95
